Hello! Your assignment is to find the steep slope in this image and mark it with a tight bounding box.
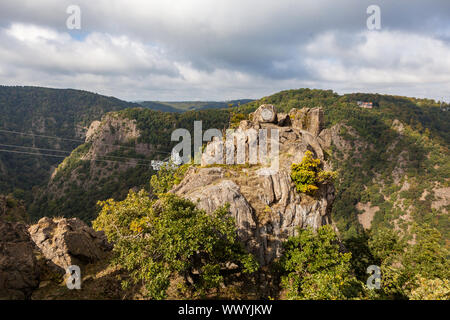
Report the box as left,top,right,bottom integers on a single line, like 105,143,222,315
2,91,448,300
0,194,28,223
0,86,139,202
233,89,450,242
32,107,232,221
22,88,449,245
172,105,335,265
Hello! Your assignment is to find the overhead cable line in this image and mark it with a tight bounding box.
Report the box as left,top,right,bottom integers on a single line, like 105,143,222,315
0,128,173,155
0,143,160,164
0,149,153,167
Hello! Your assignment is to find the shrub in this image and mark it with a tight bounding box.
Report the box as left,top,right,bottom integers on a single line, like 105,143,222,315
367,224,450,299
93,190,259,299
150,161,190,195
279,225,361,300
290,151,336,195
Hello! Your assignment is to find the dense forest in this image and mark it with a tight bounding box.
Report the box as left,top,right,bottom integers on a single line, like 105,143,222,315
0,86,139,202
1,86,448,300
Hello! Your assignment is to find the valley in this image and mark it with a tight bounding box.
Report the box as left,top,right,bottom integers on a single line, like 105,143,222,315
0,86,448,300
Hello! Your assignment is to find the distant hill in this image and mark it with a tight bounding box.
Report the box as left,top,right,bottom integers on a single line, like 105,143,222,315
137,99,254,112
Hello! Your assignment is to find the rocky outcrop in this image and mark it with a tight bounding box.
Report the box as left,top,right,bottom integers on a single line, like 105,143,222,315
28,217,112,271
0,220,39,299
289,107,324,137
172,105,335,265
42,112,158,219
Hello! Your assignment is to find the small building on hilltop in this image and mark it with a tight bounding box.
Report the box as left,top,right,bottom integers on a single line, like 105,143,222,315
357,101,373,109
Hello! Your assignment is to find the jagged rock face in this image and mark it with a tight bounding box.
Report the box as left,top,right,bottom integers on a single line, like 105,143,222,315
173,105,335,265
28,217,112,271
0,221,39,299
289,107,324,137
83,113,154,169
50,113,154,182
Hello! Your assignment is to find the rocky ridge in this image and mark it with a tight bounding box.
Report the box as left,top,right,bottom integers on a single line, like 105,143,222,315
172,105,336,265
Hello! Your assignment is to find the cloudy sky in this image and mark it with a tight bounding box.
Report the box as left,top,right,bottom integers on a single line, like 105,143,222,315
0,0,449,101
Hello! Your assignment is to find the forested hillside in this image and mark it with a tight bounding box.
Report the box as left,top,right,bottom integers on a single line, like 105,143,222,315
137,99,253,112
1,87,448,245
1,87,448,300
31,107,232,221
0,86,139,203
233,89,450,242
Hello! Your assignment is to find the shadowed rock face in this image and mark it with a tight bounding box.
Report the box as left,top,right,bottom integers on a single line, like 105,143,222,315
28,217,112,271
172,105,335,265
0,216,113,299
0,221,39,299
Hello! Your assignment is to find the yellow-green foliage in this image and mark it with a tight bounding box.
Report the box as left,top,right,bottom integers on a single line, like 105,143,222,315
408,276,450,300
150,161,190,195
290,151,336,195
229,112,247,128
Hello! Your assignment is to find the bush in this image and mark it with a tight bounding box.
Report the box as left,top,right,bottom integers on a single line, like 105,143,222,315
150,161,190,195
408,276,450,300
279,225,361,300
290,151,336,195
367,224,450,299
93,190,259,299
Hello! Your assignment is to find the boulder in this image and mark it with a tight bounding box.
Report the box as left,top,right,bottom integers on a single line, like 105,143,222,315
28,217,111,271
0,220,39,299
252,104,277,123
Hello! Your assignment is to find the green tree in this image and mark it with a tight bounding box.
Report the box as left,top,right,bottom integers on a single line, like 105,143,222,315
150,161,189,195
93,190,258,299
279,225,360,300
367,224,450,299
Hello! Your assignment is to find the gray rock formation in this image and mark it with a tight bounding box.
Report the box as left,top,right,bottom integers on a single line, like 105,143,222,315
0,220,39,299
289,107,324,137
28,217,111,271
252,104,277,123
172,105,335,265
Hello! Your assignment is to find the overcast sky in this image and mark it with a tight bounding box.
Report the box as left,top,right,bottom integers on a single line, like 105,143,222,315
0,0,449,101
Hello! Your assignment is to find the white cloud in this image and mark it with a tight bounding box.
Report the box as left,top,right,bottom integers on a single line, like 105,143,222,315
304,31,450,86
0,23,179,76
0,1,449,101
